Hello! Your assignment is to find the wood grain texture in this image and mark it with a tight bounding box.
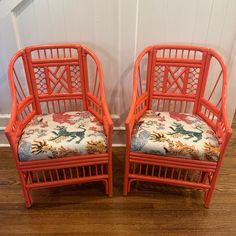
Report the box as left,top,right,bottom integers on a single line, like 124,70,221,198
0,114,235,235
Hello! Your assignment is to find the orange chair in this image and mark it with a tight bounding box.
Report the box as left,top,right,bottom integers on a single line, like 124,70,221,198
5,44,113,208
124,45,232,208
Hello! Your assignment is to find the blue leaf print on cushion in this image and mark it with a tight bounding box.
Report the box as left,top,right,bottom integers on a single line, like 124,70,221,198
18,141,32,161
131,129,151,151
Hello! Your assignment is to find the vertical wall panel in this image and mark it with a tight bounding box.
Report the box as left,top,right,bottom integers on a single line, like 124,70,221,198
205,0,229,46
63,0,95,43
217,0,236,63
227,40,236,123
0,13,18,114
48,0,66,42
119,0,138,121
14,0,38,46
92,0,119,115
165,0,197,43
190,0,213,44
33,0,51,43
137,0,167,52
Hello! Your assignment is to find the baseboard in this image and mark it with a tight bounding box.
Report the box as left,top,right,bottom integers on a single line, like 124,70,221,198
0,114,10,127
0,144,10,147
0,130,8,146
0,114,10,145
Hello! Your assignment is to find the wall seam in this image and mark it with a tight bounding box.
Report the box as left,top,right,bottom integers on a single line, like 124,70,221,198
133,0,140,61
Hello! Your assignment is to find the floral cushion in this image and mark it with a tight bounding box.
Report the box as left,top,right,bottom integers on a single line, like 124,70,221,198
131,110,220,162
18,111,107,161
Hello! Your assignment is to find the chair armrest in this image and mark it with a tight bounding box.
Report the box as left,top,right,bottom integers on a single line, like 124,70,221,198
101,94,113,139
83,47,113,140
125,46,153,139
5,49,37,151
5,102,19,149
125,94,137,138
5,97,36,151
217,109,232,156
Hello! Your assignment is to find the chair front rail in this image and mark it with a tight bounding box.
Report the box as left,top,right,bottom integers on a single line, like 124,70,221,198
25,176,109,190
128,176,211,190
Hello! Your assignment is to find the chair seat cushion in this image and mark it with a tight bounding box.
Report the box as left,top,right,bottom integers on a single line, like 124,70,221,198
130,110,220,162
18,111,107,161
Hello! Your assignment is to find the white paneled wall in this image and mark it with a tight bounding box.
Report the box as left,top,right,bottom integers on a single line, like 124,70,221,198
13,0,120,116
0,0,236,145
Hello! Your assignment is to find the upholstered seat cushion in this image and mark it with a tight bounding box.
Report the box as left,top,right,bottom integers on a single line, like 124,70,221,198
18,111,107,161
131,110,220,162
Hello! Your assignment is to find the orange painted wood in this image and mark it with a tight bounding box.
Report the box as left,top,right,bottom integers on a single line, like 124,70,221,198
5,44,113,208
123,44,232,208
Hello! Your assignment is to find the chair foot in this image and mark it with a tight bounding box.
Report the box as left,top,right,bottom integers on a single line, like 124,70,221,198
123,182,128,196
204,188,214,209
108,183,113,197
102,179,108,196
204,202,210,209
108,175,113,197
123,184,129,196
25,200,32,208
104,179,112,197
23,188,32,208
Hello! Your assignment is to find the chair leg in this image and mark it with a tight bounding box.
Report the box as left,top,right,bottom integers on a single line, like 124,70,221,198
204,187,214,209
22,187,32,208
123,151,130,196
204,171,219,208
103,179,108,195
128,179,132,193
108,173,113,197
107,157,113,197
19,171,32,208
123,173,129,196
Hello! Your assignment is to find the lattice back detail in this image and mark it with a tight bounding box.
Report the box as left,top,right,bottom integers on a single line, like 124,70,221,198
33,65,82,95
34,67,47,94
186,67,200,94
153,65,165,92
153,65,201,95
70,65,81,92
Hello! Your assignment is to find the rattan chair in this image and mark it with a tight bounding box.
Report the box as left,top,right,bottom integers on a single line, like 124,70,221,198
5,44,113,208
124,44,232,208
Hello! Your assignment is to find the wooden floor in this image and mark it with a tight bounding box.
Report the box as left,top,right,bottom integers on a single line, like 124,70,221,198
0,118,236,235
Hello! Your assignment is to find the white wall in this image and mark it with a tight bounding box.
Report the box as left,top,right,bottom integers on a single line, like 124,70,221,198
0,0,236,145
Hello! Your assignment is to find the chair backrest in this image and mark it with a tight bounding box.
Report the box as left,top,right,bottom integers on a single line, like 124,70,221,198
133,45,228,134
149,45,208,113
6,44,106,148
25,45,87,114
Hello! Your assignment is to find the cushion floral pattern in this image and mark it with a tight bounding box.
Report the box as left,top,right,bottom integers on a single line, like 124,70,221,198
18,111,107,161
131,110,220,162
